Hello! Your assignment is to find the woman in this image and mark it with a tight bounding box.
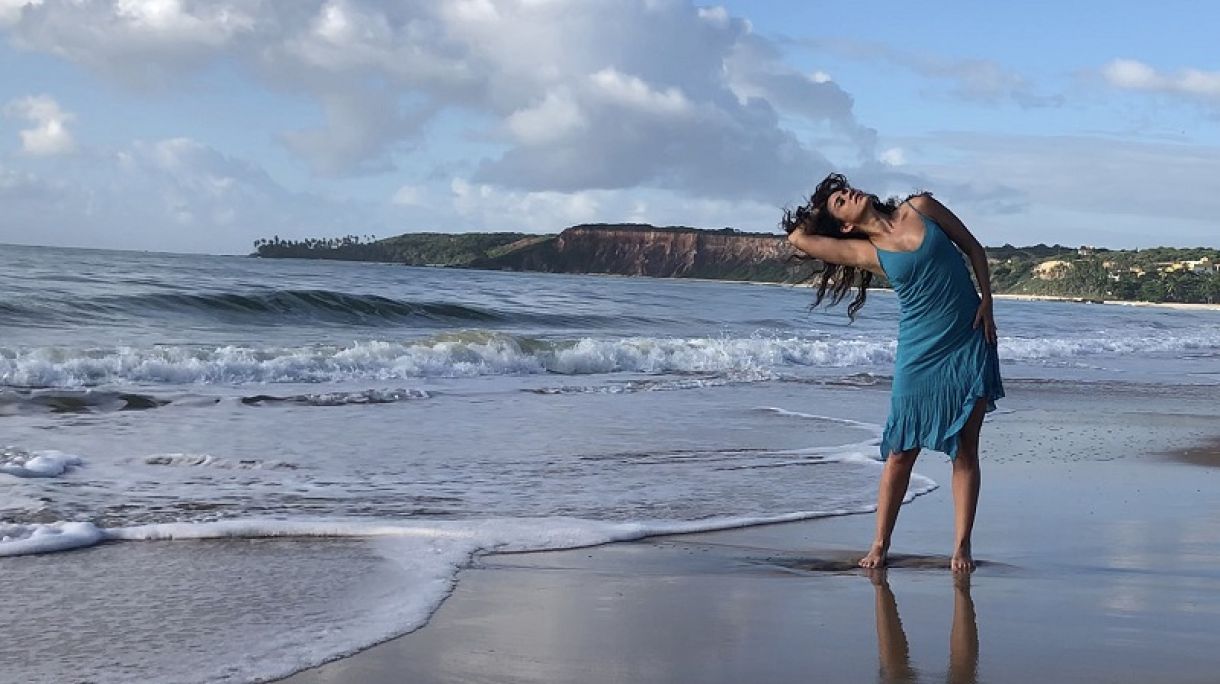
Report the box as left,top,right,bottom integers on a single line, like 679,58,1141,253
782,173,1003,573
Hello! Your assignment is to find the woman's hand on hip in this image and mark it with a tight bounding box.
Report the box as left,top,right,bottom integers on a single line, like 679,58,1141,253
973,297,997,345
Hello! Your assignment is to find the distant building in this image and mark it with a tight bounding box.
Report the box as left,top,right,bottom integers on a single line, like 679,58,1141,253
1161,258,1219,274
1185,257,1218,274
1033,260,1073,280
1078,245,1095,256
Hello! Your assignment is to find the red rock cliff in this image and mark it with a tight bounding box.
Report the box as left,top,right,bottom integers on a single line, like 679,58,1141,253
472,224,802,281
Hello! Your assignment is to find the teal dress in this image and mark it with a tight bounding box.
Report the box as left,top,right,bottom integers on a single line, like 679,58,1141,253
875,208,1004,460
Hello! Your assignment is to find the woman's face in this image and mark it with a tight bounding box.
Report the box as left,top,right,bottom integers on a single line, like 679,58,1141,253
827,188,870,225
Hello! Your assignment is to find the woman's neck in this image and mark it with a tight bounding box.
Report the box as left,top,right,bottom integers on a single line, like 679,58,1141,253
855,208,895,240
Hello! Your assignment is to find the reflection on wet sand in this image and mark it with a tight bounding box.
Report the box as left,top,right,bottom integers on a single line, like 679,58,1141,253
869,569,978,684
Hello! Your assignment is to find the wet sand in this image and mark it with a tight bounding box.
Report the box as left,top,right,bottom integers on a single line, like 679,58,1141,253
281,383,1220,684
1168,438,1220,468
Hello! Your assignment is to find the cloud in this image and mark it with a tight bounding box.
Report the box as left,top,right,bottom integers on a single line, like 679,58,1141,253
450,177,601,229
806,38,1060,109
894,132,1220,245
0,162,50,198
725,32,876,152
1101,58,1220,103
505,89,587,145
1,0,875,199
415,130,1220,247
390,183,423,206
879,147,905,166
0,0,43,28
428,177,783,235
280,88,437,176
588,67,694,117
4,94,75,155
0,137,375,252
2,0,255,84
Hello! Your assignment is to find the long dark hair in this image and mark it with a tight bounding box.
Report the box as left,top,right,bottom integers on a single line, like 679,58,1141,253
780,173,901,320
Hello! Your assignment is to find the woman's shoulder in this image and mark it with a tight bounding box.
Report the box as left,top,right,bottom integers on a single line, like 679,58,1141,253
904,192,935,213
895,193,934,226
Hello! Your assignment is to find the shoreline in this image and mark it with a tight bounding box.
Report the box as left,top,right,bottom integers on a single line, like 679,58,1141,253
990,292,1220,311
673,280,1220,311
279,386,1220,684
1166,436,1220,467
562,276,1220,311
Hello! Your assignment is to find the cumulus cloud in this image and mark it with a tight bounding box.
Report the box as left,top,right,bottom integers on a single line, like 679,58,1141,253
430,177,783,235
725,32,876,152
449,177,603,229
0,137,375,252
0,0,43,28
588,68,694,117
0,0,874,200
280,88,437,176
439,1,853,200
2,0,255,83
505,89,587,145
4,94,75,155
1101,58,1220,103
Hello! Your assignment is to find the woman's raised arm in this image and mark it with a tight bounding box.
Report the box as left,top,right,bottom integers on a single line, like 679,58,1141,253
787,231,884,277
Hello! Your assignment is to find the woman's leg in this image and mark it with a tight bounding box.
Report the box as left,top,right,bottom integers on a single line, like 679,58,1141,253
951,399,988,573
859,447,921,569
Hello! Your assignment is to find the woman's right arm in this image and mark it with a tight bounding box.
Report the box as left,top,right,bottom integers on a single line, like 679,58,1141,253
787,232,884,277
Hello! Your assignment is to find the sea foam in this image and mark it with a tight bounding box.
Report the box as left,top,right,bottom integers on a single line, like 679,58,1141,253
3,327,1216,388
0,422,936,684
0,521,105,555
0,448,84,478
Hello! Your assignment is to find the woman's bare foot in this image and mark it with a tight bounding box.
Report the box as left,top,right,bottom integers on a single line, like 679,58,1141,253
950,543,975,573
859,541,889,569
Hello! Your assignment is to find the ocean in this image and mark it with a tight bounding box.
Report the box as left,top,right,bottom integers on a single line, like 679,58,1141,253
2,243,1218,683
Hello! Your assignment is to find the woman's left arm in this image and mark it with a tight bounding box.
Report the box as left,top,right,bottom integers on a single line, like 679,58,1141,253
909,195,997,344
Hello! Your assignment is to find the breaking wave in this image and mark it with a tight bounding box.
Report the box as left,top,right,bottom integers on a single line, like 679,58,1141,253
0,333,896,386
3,325,1219,388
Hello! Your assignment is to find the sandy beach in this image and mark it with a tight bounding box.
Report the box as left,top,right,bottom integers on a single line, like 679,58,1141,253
280,380,1220,684
1168,438,1220,469
991,292,1220,312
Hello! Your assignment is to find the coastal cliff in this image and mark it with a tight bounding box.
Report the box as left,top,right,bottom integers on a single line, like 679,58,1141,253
469,224,803,282
251,225,1220,302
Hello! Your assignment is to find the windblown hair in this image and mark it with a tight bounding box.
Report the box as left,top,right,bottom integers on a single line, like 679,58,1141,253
781,173,905,320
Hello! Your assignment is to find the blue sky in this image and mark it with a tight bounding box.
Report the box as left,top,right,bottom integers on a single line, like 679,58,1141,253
1,0,1217,253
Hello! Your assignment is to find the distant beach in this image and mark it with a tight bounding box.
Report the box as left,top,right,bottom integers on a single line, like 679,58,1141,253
992,292,1220,311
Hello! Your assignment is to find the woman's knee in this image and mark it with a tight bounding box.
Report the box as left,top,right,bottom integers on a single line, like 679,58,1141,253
954,448,980,469
887,448,920,467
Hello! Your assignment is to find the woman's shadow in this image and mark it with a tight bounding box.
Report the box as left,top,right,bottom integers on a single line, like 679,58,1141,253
867,569,978,684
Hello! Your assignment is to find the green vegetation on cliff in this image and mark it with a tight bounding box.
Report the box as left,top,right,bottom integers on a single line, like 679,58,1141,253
252,232,543,265
991,246,1220,304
